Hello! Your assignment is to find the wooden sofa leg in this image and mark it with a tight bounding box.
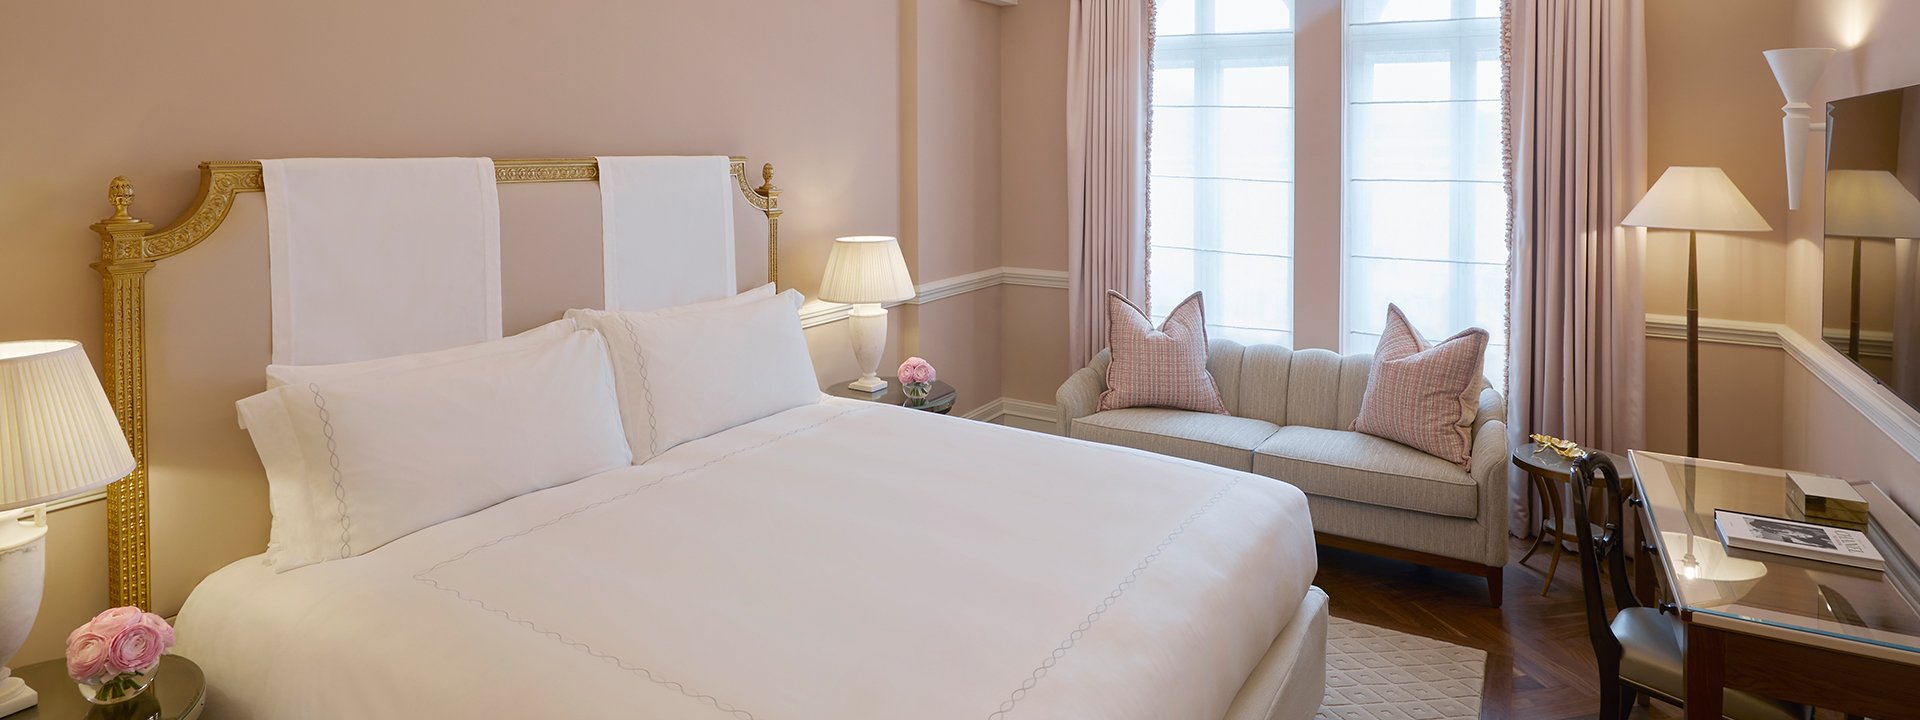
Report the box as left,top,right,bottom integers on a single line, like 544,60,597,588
1486,565,1504,609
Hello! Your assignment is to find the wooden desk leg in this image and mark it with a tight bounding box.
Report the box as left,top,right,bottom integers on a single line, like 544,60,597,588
1684,622,1724,720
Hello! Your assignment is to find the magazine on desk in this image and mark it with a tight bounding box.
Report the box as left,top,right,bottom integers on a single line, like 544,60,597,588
1715,509,1886,571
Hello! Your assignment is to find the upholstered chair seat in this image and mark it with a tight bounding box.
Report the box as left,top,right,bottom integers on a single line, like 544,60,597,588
1610,607,1802,720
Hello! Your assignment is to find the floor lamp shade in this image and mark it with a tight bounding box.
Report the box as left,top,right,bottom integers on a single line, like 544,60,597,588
1,340,132,716
818,236,915,393
0,340,134,511
1621,167,1770,458
1621,167,1771,233
1825,170,1920,239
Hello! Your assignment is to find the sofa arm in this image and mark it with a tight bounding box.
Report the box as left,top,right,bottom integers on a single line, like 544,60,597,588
1055,351,1110,436
1470,417,1511,565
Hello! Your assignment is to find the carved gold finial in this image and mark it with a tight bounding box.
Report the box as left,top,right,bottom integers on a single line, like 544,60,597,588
107,176,136,222
757,163,781,197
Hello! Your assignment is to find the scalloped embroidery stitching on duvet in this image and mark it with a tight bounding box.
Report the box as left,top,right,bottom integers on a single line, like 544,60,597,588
986,474,1245,720
308,383,352,560
414,404,865,719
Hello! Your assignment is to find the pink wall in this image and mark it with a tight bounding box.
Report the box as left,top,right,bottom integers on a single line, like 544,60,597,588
1780,0,1920,513
0,0,1035,663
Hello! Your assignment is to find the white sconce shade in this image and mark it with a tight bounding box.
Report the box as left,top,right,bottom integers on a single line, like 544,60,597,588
1764,48,1835,210
0,340,134,511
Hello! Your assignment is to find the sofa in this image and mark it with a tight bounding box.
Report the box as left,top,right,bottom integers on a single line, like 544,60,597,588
1057,339,1511,606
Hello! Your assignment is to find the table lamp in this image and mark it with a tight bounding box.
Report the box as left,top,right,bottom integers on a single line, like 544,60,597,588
1621,167,1771,457
1823,170,1920,360
0,340,136,716
818,236,916,392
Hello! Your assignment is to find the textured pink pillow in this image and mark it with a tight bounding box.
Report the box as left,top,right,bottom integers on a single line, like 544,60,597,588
1350,304,1489,468
1099,290,1228,414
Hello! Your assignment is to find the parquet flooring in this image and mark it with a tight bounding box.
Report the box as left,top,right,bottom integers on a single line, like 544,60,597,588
1311,537,1682,720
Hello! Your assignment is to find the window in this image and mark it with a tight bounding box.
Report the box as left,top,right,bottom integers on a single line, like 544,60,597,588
1145,0,1509,379
1149,0,1295,346
1343,0,1507,377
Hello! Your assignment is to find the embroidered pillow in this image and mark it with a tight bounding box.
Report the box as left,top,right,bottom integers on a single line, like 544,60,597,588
1351,304,1489,468
1099,290,1228,414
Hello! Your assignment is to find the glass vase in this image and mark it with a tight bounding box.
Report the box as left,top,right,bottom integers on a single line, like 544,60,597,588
76,665,156,706
903,382,932,404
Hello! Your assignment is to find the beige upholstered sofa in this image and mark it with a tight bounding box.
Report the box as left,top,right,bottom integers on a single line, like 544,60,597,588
1057,339,1511,606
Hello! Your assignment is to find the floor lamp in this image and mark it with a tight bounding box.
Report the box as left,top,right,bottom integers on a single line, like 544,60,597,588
1622,167,1771,457
1823,170,1920,361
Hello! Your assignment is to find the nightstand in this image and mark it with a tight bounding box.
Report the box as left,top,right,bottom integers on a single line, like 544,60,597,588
10,655,203,720
825,377,956,414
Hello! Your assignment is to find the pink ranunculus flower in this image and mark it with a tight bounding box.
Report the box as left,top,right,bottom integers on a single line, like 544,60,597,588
106,622,164,674
138,612,175,648
88,606,143,635
898,356,936,385
66,632,111,683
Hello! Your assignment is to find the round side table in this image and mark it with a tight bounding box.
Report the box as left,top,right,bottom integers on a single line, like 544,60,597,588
1510,445,1634,596
825,377,956,415
11,655,204,720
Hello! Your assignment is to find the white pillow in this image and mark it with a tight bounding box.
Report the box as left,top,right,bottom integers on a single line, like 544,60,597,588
263,318,577,389
579,289,819,460
238,330,630,572
564,283,783,461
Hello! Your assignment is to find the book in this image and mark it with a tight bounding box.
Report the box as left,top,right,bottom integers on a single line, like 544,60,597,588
1785,471,1869,531
1715,509,1886,571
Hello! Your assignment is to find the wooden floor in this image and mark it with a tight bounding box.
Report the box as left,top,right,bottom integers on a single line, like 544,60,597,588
1313,536,1682,720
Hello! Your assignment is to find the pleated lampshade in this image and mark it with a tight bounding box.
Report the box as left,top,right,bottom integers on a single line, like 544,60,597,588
0,340,134,511
818,236,916,304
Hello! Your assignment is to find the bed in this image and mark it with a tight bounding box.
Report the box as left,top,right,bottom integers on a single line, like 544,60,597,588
83,157,1328,719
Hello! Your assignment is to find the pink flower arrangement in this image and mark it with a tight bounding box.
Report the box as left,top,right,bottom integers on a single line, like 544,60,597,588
898,356,936,386
67,607,174,702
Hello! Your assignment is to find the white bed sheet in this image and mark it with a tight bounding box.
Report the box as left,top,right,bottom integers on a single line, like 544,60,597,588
176,401,1316,720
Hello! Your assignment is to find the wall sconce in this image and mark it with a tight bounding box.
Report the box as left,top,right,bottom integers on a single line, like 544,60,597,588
1765,48,1836,210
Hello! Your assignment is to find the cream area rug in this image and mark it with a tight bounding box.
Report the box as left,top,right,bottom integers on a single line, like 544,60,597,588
1316,617,1487,720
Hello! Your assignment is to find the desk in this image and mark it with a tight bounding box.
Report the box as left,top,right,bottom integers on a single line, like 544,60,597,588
1628,451,1920,720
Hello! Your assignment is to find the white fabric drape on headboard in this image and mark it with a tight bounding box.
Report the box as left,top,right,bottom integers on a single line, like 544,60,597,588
1506,0,1648,532
1066,0,1152,370
262,157,502,366
596,156,737,312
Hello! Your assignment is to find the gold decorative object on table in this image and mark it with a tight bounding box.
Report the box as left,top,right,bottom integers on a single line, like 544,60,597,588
87,156,782,610
1530,433,1588,460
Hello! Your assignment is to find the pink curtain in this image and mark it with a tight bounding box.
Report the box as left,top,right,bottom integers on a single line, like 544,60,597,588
1506,0,1648,532
1066,0,1152,370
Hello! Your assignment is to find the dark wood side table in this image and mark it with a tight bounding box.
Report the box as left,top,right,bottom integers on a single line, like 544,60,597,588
825,377,956,414
12,655,203,720
1511,445,1634,595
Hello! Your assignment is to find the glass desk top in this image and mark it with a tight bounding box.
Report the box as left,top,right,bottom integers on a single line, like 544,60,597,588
1629,451,1920,659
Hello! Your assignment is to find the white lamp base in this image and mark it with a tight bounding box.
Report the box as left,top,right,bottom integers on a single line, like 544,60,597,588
0,675,36,716
845,303,890,393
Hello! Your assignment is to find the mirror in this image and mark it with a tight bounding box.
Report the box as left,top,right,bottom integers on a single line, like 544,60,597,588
1824,86,1920,410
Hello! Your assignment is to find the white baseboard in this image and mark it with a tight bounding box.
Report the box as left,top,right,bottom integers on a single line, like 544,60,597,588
963,397,1060,434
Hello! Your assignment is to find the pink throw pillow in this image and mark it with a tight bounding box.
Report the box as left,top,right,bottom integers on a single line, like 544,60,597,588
1351,304,1489,468
1099,290,1228,414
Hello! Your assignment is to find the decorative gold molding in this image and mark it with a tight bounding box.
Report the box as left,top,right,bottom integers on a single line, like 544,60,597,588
88,156,782,610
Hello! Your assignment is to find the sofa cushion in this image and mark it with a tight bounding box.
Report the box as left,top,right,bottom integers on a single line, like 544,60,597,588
1252,426,1478,519
1072,408,1280,472
1099,290,1229,414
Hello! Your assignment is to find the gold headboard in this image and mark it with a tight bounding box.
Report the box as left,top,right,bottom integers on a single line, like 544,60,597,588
87,156,783,609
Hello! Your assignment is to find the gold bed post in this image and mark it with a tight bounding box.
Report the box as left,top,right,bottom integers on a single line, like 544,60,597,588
90,178,156,610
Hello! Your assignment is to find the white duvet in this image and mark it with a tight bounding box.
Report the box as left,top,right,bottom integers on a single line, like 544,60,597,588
176,401,1316,719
